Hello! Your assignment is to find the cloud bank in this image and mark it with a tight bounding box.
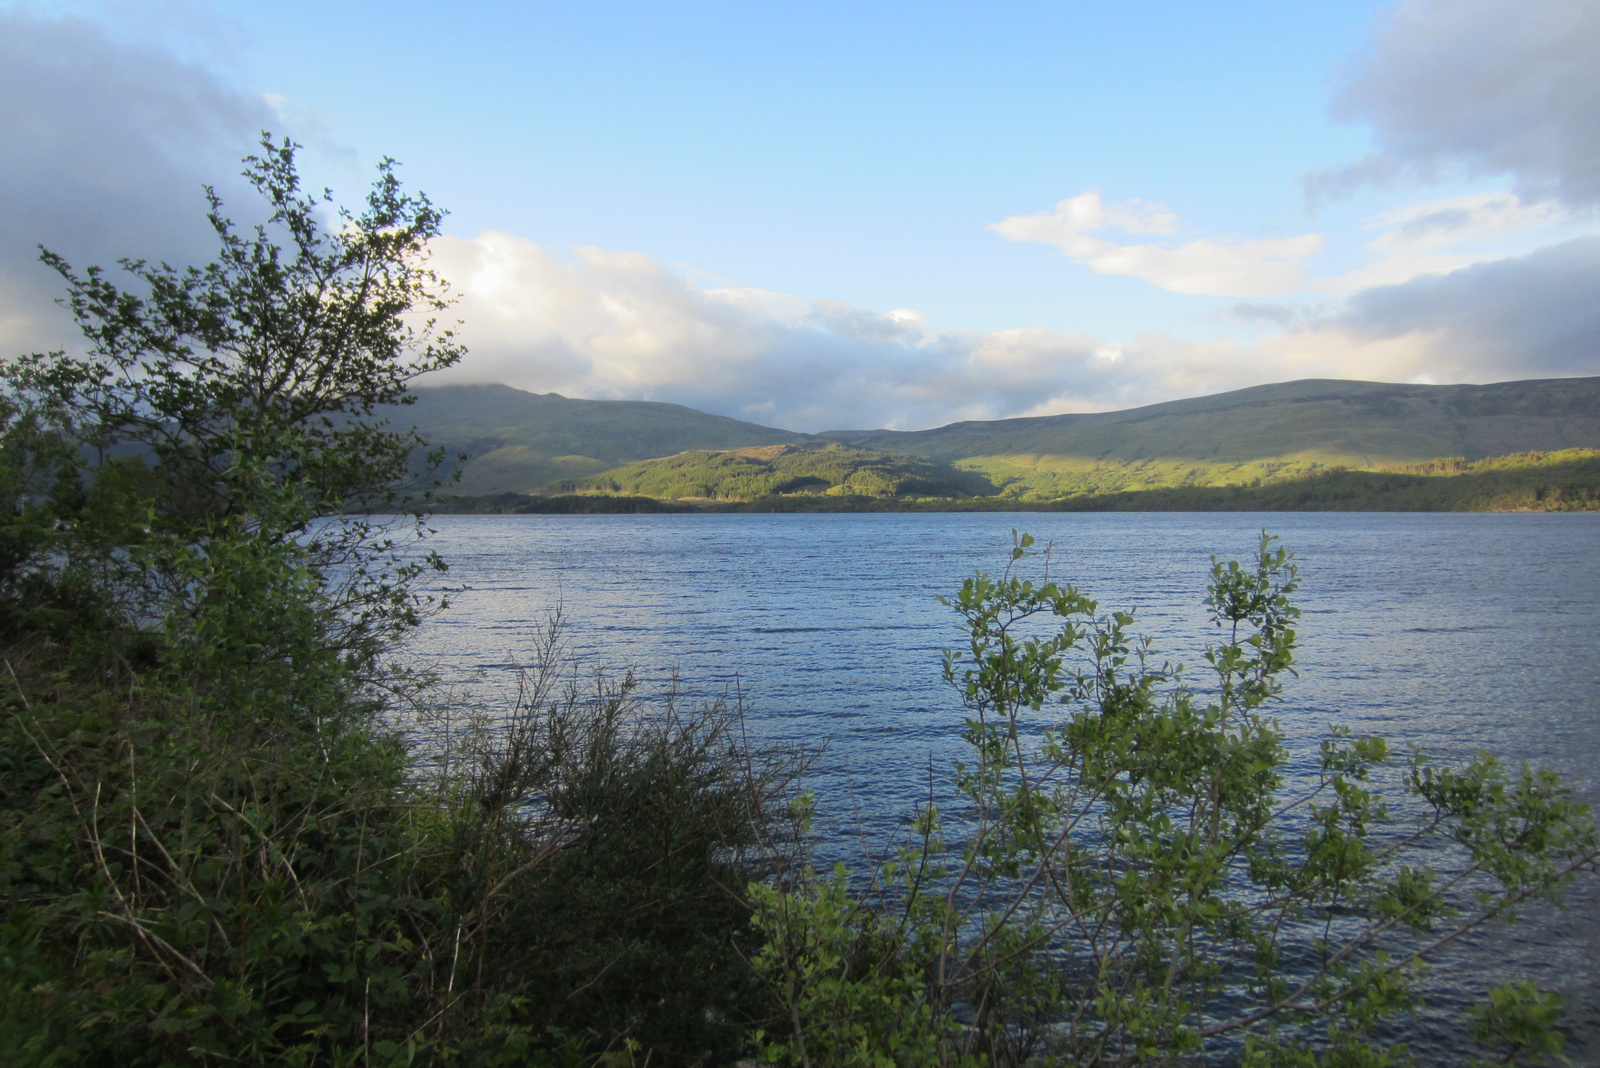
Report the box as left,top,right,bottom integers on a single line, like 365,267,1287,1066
422,231,1600,432
4,5,1595,437
423,232,1126,430
1333,235,1600,376
1312,0,1600,207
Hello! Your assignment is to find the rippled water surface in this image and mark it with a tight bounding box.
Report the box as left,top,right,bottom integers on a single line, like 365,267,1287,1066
410,511,1600,1060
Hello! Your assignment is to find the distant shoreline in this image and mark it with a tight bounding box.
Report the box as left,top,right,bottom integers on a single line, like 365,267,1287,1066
429,457,1600,516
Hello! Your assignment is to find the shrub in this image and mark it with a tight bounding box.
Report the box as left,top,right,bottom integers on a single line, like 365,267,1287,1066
752,533,1598,1067
406,622,809,1064
0,137,803,1067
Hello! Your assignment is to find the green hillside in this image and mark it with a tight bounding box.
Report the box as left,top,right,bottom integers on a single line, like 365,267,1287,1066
1041,448,1600,512
822,377,1600,499
439,449,1600,513
712,447,1600,512
397,384,812,493
555,443,994,500
399,377,1600,501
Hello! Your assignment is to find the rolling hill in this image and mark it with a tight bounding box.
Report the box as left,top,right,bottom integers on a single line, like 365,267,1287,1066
396,384,811,494
401,377,1600,501
820,377,1600,498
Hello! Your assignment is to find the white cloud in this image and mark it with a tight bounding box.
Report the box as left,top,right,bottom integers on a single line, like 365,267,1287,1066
422,229,1600,432
1364,191,1567,251
427,231,1082,430
994,190,1181,241
1311,0,1600,207
991,189,1323,298
997,183,1593,304
423,230,1250,430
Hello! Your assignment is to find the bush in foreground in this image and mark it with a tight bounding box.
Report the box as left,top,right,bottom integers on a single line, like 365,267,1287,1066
0,136,799,1066
752,533,1598,1067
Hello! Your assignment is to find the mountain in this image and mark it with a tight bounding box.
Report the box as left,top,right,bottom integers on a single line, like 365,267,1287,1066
399,377,1600,500
396,384,811,494
819,377,1600,498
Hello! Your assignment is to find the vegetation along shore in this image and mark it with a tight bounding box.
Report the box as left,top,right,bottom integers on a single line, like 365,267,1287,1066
434,447,1600,513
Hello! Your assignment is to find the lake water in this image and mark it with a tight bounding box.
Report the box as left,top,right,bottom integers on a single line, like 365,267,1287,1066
408,511,1600,1061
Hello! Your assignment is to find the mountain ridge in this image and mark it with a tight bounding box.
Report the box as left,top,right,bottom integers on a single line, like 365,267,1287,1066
399,383,812,494
818,377,1600,462
402,376,1600,498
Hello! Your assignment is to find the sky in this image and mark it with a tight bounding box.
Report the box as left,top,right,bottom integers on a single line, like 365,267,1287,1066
2,0,1598,431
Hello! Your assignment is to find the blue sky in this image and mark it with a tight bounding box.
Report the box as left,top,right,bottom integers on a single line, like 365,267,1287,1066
3,0,1598,429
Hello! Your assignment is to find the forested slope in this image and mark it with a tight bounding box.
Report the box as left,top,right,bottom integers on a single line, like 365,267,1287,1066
405,378,1600,500
556,442,994,500
822,377,1600,498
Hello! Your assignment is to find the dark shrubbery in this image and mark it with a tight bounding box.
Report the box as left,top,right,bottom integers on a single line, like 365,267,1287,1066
430,647,804,1062
0,138,801,1066
0,609,799,1065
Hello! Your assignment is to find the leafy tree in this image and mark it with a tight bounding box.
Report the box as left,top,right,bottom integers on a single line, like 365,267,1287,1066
1,136,803,1067
0,132,463,1064
2,132,462,661
752,533,1598,1066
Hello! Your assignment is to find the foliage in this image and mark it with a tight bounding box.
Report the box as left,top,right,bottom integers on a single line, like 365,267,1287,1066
0,614,800,1066
751,532,1598,1066
557,443,996,501
438,449,1600,513
955,448,1600,503
415,628,807,1063
0,138,801,1066
2,132,465,665
1039,453,1600,512
749,858,980,1068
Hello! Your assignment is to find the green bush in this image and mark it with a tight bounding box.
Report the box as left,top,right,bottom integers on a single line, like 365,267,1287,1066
0,613,800,1066
423,635,806,1063
0,137,802,1067
752,533,1598,1067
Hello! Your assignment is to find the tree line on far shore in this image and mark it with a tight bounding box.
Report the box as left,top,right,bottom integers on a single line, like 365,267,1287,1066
434,449,1600,514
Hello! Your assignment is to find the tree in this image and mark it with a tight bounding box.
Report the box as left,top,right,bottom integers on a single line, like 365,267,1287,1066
0,136,461,1065
752,533,1598,1067
0,138,804,1066
1,132,463,663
